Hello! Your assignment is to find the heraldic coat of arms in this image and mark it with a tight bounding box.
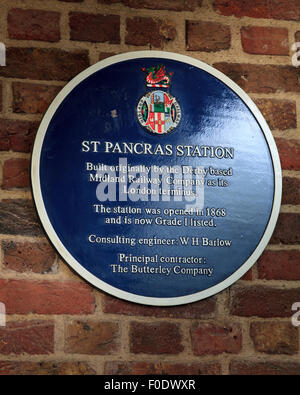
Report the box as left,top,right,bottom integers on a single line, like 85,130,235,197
137,65,181,135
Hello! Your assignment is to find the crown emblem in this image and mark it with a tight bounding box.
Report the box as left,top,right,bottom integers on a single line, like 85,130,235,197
136,64,181,135
142,65,173,88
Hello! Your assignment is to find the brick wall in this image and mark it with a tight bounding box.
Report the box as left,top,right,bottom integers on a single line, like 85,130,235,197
0,0,299,375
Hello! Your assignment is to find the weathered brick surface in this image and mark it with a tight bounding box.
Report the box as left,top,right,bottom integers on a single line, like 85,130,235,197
130,322,183,354
0,361,95,375
126,17,176,47
2,240,56,274
282,177,300,205
295,30,300,42
0,321,54,355
191,323,242,355
240,268,253,281
241,26,289,55
214,0,300,21
257,250,300,280
0,118,39,152
270,213,300,244
8,8,60,42
230,360,300,375
230,285,300,317
275,139,300,170
65,320,120,355
269,0,300,21
2,158,30,189
13,82,61,114
104,361,221,375
214,62,300,93
0,48,89,81
99,52,117,61
250,322,298,354
99,0,202,11
254,99,296,130
102,294,215,318
69,12,120,43
0,279,95,314
186,20,231,52
214,0,270,18
0,82,2,112
0,200,43,237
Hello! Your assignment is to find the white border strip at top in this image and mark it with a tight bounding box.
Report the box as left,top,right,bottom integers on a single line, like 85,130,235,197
31,51,282,306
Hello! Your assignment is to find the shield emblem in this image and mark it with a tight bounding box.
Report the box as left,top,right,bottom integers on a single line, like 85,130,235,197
137,90,181,134
137,65,181,135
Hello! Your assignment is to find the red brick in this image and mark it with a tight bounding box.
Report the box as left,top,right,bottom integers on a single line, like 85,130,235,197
282,177,300,205
99,52,117,61
8,8,60,42
214,0,300,21
270,213,300,244
240,268,253,281
0,48,89,81
250,321,298,354
69,12,120,44
2,158,30,189
270,0,300,21
190,322,242,356
159,20,177,42
254,99,296,130
0,360,95,375
65,321,119,355
186,20,231,51
214,0,269,18
230,285,300,317
0,118,39,152
0,279,95,314
13,82,61,114
214,62,300,93
104,361,221,375
295,31,300,42
126,17,159,47
98,0,202,11
126,17,176,48
2,240,56,274
275,138,300,170
241,26,289,55
258,250,300,280
130,322,183,354
0,199,43,237
0,320,54,355
230,360,300,375
102,294,215,319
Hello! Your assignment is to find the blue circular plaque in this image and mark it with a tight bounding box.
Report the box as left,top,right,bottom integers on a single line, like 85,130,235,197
31,51,281,306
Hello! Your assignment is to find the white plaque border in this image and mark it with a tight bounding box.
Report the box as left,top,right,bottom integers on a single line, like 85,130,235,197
31,51,282,306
